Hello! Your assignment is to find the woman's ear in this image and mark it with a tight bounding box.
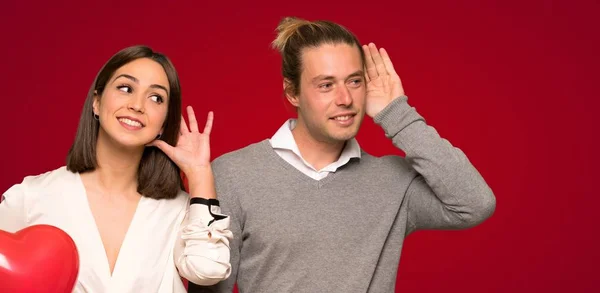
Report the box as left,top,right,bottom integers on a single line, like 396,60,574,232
92,91,100,116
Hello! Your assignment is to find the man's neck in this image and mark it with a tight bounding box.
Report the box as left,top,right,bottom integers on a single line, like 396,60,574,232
291,122,345,171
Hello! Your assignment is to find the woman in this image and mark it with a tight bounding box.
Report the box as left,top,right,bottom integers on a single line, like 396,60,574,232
0,45,232,292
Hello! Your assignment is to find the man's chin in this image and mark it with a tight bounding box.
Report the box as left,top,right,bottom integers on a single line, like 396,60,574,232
328,128,359,142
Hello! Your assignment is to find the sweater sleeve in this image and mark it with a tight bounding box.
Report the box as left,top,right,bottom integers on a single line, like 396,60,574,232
174,198,233,286
373,96,496,234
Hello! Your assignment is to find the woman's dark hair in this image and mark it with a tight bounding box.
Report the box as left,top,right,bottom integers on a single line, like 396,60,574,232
67,45,184,199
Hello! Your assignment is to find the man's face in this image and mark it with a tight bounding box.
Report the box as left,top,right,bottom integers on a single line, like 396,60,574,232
288,43,366,144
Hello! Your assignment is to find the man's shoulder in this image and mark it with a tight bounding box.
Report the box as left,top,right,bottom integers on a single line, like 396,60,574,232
358,150,414,174
212,139,270,170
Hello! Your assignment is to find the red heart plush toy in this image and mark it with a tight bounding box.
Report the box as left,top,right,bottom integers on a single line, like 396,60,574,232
0,225,79,293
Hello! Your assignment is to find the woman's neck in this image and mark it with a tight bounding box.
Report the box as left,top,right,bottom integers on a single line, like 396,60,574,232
91,130,145,198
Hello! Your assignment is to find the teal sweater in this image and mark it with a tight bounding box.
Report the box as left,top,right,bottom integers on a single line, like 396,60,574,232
191,96,496,293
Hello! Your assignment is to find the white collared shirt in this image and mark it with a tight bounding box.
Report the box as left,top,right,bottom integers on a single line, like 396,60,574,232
268,119,361,180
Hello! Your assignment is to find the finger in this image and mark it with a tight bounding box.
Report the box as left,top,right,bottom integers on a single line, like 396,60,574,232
362,44,378,81
368,43,388,76
187,106,199,132
203,111,214,136
147,140,175,158
180,114,189,134
379,48,398,77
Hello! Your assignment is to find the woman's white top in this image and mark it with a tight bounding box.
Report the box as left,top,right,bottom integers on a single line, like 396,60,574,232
0,166,232,292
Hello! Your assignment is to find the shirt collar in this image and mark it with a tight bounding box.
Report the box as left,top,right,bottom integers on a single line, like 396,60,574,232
269,119,362,164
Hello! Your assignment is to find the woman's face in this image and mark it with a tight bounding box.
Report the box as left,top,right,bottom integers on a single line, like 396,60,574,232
93,58,170,149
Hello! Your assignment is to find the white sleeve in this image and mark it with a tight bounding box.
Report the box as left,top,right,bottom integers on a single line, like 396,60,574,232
173,198,233,286
0,183,28,233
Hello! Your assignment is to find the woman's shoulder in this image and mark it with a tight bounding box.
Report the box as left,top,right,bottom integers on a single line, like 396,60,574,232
149,189,190,211
18,166,76,190
3,166,78,204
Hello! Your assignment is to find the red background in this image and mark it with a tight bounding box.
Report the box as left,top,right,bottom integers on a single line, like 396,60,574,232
1,0,598,292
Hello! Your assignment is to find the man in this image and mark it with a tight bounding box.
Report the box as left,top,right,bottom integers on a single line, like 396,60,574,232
190,17,496,293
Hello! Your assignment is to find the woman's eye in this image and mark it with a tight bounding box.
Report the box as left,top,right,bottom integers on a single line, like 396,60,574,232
150,95,164,104
117,85,132,93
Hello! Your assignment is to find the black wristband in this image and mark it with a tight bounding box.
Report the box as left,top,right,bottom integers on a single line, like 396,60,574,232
189,197,227,225
190,197,220,206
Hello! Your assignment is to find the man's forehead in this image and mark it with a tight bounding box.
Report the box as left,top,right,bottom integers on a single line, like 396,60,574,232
301,43,362,79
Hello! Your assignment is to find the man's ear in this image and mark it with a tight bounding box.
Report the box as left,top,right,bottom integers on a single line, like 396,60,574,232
284,79,299,108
